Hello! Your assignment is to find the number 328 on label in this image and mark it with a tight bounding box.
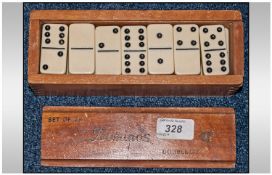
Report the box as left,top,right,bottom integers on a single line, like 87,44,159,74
156,118,195,140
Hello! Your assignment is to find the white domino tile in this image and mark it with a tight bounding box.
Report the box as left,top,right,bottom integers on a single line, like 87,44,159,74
174,24,201,75
95,26,121,75
68,24,95,74
147,24,174,74
40,24,68,74
200,25,229,75
121,26,148,75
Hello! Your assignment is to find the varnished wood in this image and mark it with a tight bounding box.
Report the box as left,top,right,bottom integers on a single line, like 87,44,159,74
28,10,244,96
41,106,236,168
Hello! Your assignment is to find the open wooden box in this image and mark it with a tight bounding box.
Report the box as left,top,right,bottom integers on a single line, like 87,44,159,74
28,10,244,96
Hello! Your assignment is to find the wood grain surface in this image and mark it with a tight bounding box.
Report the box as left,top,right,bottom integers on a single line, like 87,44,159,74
28,10,244,96
41,106,236,168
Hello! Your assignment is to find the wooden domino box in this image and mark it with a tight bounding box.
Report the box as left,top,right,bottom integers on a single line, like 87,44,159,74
41,106,236,168
28,10,244,96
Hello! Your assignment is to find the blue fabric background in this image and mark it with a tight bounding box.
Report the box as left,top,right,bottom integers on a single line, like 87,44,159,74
23,2,249,173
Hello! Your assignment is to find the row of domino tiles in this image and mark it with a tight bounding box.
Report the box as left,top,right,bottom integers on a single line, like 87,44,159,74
40,23,229,75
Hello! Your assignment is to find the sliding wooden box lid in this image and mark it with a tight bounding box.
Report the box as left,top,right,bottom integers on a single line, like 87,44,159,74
28,10,244,96
41,106,236,168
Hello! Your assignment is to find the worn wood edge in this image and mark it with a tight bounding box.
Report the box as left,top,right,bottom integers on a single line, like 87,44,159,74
41,159,235,168
232,21,245,76
28,74,243,85
30,10,242,21
28,19,40,76
29,82,243,96
30,87,243,97
42,106,235,114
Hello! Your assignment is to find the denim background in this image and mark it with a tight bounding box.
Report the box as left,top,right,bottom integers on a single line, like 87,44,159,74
23,2,249,173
